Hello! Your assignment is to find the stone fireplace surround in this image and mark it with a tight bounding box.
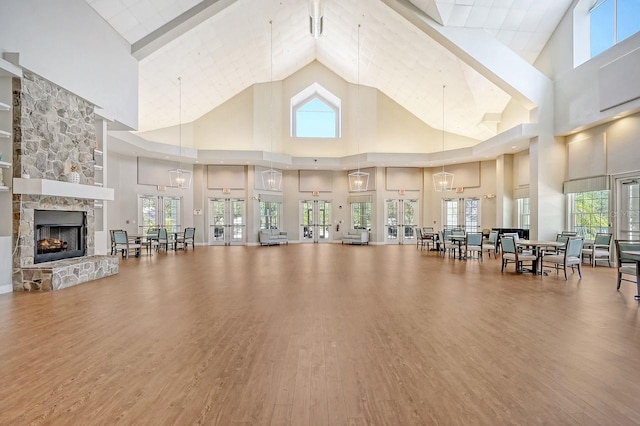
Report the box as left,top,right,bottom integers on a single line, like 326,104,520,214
12,71,118,291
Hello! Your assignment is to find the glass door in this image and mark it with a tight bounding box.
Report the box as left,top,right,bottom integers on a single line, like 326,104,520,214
208,198,245,245
139,195,182,233
300,200,332,243
618,178,640,240
385,199,418,244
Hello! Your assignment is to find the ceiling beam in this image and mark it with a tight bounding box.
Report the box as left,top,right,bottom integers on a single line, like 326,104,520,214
381,0,550,109
131,0,239,60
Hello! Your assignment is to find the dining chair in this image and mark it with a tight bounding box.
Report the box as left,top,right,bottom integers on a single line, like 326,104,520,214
157,228,171,252
541,237,584,280
582,233,612,267
112,230,141,259
501,236,537,273
482,231,499,258
614,240,640,294
441,229,454,257
175,227,196,250
109,229,123,255
466,232,483,261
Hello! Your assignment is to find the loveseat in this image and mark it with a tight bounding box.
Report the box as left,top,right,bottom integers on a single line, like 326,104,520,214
259,229,289,245
341,229,369,245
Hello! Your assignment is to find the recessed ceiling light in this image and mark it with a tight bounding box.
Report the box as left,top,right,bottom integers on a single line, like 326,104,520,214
164,156,169,159
613,115,622,119
219,161,224,164
511,146,516,149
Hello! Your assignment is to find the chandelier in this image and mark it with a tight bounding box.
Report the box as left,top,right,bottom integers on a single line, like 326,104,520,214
262,20,283,191
348,24,369,192
168,77,192,189
433,85,453,192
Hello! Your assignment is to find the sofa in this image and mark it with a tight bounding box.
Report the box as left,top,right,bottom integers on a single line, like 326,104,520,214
341,229,369,245
259,229,289,245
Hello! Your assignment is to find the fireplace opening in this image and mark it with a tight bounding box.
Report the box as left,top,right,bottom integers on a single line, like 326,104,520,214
34,210,86,264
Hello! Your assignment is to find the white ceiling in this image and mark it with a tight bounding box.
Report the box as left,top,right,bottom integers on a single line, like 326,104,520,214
86,0,573,142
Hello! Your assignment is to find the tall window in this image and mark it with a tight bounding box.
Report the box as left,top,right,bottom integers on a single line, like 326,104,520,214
443,198,481,231
351,202,371,230
464,199,479,232
260,201,280,230
590,0,640,57
517,198,531,230
568,190,610,239
443,199,458,229
291,83,341,138
139,195,181,233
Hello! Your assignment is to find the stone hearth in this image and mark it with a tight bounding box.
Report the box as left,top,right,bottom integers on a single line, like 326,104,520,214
21,255,118,291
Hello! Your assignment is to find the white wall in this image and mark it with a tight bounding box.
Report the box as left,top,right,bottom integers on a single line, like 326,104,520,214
566,112,640,176
107,152,195,236
135,61,481,158
423,160,498,231
537,1,640,135
0,0,139,129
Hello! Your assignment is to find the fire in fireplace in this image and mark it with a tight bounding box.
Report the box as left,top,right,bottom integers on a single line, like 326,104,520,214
34,210,86,263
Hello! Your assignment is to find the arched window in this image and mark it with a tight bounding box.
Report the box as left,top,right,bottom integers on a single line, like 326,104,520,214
291,83,341,138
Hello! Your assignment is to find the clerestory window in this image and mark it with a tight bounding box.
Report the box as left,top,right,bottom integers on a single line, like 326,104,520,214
590,0,640,58
291,83,341,138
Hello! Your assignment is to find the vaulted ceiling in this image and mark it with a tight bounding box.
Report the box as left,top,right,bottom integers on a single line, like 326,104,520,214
85,0,573,141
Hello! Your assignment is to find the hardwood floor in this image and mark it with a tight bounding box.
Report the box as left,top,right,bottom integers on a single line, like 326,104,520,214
1,244,639,425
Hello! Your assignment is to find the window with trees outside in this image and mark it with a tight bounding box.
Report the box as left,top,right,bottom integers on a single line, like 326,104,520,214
443,198,481,231
590,0,640,58
568,190,610,239
260,201,280,230
351,202,371,230
517,198,531,230
443,199,458,229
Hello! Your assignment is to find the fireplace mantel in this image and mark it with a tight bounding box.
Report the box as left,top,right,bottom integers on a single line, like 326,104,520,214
13,178,114,201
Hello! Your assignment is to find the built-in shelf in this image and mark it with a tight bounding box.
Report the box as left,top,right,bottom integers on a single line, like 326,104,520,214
94,202,103,209
93,149,103,156
94,182,103,187
0,186,9,191
0,160,10,168
0,101,10,111
0,130,10,139
94,165,103,171
13,178,114,200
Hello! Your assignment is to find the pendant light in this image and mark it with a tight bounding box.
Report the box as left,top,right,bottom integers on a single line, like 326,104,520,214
168,77,192,189
432,84,453,192
262,20,283,191
348,24,369,192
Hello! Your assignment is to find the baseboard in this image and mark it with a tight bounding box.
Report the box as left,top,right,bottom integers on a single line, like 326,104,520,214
0,284,13,294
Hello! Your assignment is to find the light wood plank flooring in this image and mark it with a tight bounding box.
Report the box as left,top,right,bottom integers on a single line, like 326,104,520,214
1,244,639,425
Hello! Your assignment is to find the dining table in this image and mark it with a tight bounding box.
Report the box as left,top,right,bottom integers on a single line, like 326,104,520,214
127,233,155,256
621,250,640,299
449,235,467,259
517,240,565,275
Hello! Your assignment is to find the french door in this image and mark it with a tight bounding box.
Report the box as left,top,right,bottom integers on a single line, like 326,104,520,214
617,178,640,240
208,198,245,245
300,200,332,243
385,199,418,244
139,195,181,233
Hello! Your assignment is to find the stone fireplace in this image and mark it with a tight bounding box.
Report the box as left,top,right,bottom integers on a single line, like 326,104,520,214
11,71,118,291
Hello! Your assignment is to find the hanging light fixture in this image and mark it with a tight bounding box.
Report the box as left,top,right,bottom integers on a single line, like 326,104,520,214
309,0,324,39
348,24,369,192
433,84,454,192
168,77,192,189
262,20,283,191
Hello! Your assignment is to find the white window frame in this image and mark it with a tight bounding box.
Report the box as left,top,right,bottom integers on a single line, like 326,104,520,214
259,201,281,230
566,190,611,239
290,82,341,138
351,202,371,231
442,198,481,231
517,198,531,230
